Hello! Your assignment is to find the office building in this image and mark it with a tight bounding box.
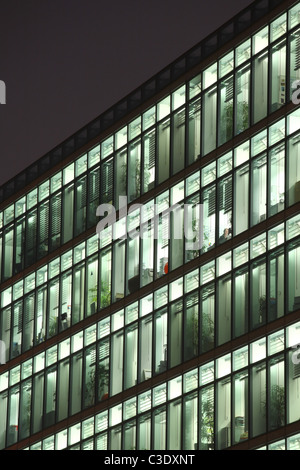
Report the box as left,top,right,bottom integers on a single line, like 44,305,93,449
0,0,300,451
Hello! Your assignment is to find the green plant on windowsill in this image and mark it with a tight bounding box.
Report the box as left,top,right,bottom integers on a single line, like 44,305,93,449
224,101,249,139
89,281,111,310
188,311,214,355
201,313,215,352
262,384,285,430
185,310,199,357
237,101,249,133
85,363,109,406
200,397,214,450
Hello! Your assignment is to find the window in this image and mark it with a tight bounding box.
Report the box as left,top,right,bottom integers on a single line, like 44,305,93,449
142,130,155,193
172,109,185,174
128,140,141,202
74,178,87,236
287,132,300,207
270,40,286,113
235,65,250,134
233,371,248,444
253,52,268,124
218,76,233,146
250,259,266,329
157,119,170,184
251,155,267,226
269,144,285,216
234,164,249,235
154,309,168,375
233,268,248,337
203,87,217,155
188,98,201,164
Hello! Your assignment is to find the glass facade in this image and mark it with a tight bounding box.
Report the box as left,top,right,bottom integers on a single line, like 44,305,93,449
1,111,300,363
1,0,300,451
1,10,300,282
1,323,299,450
1,212,300,365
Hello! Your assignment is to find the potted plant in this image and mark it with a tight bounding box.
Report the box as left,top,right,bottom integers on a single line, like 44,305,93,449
237,100,249,133
262,384,285,430
268,384,285,429
84,362,109,406
185,309,199,358
187,311,214,357
200,393,214,450
201,312,214,352
100,281,111,308
89,281,111,311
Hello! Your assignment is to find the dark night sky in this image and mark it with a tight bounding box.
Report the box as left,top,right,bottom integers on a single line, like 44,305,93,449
0,0,253,188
